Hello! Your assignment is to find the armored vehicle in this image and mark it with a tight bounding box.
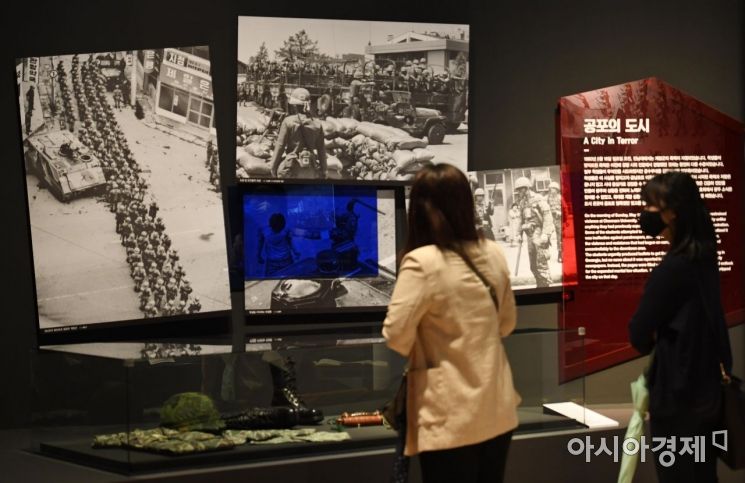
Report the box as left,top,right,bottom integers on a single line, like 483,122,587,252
24,130,107,202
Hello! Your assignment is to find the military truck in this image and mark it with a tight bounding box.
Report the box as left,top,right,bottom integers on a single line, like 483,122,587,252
363,59,467,133
243,60,453,143
24,130,107,202
95,53,126,91
366,89,447,145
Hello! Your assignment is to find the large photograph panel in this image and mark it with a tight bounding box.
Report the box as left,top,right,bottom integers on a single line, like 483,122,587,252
16,48,230,333
236,17,469,182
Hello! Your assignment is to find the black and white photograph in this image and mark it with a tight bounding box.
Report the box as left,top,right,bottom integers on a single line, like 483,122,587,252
16,47,230,332
236,17,469,182
404,165,563,291
469,166,563,290
244,188,397,314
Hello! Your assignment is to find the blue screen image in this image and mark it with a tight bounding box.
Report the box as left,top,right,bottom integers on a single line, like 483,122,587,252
244,185,380,280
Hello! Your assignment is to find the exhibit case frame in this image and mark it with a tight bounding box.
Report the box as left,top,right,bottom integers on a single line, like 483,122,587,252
29,327,586,475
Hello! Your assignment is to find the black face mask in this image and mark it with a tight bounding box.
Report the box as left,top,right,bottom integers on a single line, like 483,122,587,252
639,210,666,237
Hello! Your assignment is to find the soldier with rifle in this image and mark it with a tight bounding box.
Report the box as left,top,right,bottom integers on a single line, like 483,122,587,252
513,177,554,288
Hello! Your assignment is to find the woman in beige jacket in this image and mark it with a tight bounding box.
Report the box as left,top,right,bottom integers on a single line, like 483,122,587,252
383,164,521,483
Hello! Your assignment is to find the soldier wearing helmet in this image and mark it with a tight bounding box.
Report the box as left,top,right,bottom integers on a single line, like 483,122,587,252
120,218,133,243
153,278,166,308
188,297,202,314
473,187,495,240
514,176,554,288
176,300,187,315
149,230,161,249
270,87,328,179
349,70,365,107
139,283,152,310
547,181,562,262
166,277,179,301
132,263,146,292
180,280,193,302
144,301,158,318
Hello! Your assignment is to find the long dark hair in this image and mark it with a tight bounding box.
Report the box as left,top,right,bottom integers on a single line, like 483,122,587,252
640,171,717,261
404,164,480,257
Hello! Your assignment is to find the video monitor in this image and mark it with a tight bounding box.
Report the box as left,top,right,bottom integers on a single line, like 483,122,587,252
236,16,469,184
243,185,400,317
16,47,231,344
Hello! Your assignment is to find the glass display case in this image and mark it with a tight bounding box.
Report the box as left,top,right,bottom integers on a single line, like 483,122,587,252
29,328,585,474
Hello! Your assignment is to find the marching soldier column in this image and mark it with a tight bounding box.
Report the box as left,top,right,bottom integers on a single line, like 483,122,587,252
68,54,202,318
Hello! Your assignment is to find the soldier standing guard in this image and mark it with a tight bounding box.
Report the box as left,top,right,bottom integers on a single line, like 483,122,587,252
514,177,554,288
113,84,123,110
270,88,328,179
547,181,562,262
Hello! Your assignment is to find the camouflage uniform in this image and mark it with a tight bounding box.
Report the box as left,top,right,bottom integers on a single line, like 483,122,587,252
517,189,554,288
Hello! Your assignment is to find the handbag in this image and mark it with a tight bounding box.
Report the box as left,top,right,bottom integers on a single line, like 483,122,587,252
381,369,407,431
696,276,745,469
718,368,745,469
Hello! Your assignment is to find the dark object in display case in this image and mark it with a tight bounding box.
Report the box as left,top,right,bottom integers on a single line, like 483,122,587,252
222,406,302,430
269,355,324,424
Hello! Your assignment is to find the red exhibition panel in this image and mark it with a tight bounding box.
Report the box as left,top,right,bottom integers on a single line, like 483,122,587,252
558,78,745,380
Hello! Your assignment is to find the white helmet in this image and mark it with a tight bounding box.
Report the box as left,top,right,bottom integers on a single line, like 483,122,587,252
514,177,532,190
474,188,485,196
288,87,311,106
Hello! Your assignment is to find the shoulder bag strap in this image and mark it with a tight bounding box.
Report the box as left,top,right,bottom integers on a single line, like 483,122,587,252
455,250,500,311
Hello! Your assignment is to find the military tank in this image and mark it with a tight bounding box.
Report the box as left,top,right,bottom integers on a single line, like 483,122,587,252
24,130,107,202
270,278,347,311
